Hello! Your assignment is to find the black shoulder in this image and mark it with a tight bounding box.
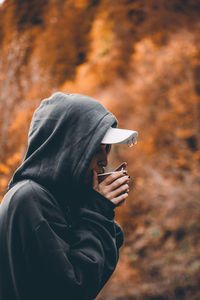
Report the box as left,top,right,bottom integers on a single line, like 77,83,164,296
5,180,66,226
6,180,54,208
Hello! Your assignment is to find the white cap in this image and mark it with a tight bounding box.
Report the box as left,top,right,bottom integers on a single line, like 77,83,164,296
101,127,138,145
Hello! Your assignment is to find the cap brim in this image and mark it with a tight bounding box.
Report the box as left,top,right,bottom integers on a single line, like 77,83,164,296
101,127,138,145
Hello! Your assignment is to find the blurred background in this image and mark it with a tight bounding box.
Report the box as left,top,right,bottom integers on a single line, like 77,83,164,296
0,0,200,299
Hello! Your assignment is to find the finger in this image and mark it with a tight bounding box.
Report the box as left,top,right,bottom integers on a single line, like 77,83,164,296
115,198,126,207
92,170,99,190
111,192,128,206
108,175,130,191
114,162,127,171
110,183,129,198
104,171,127,185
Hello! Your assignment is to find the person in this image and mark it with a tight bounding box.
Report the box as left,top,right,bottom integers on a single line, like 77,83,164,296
0,92,138,300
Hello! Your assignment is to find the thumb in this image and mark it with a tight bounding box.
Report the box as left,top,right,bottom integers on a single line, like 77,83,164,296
92,169,98,190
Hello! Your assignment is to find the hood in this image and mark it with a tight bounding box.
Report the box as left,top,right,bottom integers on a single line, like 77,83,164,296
8,92,117,205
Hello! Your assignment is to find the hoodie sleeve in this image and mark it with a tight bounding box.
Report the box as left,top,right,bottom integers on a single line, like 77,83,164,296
21,184,124,300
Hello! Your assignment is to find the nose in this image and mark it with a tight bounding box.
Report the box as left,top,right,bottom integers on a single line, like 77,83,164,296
97,157,107,168
97,152,108,168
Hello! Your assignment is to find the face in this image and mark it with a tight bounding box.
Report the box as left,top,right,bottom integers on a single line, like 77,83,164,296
84,144,111,185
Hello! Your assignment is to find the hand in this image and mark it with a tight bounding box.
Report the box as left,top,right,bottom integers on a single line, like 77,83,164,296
93,170,130,207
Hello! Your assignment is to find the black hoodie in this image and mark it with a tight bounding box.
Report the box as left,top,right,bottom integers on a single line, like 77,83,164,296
0,92,124,300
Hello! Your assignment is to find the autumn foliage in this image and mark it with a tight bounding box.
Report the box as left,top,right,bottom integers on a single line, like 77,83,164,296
0,0,200,299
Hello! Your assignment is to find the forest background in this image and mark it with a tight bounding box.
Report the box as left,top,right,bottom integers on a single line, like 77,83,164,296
0,0,200,299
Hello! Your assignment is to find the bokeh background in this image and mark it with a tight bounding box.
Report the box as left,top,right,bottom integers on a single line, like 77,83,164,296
0,0,200,299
